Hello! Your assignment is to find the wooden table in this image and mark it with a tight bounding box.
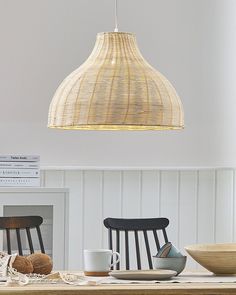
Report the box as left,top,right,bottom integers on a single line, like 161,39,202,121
1,283,236,295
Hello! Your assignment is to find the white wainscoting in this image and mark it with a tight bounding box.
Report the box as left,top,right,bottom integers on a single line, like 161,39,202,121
40,168,235,270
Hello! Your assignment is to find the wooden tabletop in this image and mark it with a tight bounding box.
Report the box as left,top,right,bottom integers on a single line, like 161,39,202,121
1,283,236,295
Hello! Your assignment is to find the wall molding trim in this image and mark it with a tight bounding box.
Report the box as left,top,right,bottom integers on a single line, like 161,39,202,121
41,166,236,171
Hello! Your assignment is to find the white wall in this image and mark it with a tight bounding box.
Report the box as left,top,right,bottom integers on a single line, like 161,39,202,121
41,168,236,270
0,0,236,167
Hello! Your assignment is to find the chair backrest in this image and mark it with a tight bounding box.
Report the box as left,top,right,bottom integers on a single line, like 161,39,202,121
104,217,169,270
0,216,45,255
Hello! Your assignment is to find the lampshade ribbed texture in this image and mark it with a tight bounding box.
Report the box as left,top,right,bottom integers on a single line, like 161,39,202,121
48,32,184,130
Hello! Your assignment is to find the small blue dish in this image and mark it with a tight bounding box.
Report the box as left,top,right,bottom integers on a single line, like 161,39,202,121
167,244,184,258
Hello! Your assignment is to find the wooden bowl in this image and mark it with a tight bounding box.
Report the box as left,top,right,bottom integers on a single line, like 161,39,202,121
185,243,236,274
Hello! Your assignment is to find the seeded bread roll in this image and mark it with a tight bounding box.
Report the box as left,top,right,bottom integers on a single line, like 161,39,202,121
12,255,33,274
27,253,53,275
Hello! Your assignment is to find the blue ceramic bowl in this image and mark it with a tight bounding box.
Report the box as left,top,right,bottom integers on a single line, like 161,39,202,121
153,256,187,275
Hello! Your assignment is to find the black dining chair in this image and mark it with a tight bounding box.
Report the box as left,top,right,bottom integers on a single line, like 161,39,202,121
103,217,169,270
0,216,45,255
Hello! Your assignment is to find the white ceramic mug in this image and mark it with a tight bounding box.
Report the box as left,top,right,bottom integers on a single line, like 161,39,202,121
84,249,120,272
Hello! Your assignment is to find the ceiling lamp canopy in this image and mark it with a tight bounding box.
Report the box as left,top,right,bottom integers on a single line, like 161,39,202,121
48,32,184,130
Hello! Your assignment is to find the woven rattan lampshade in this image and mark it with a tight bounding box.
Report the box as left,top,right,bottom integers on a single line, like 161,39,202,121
48,32,184,130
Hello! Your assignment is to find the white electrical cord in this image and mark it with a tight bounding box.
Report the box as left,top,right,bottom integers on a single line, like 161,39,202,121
114,0,119,32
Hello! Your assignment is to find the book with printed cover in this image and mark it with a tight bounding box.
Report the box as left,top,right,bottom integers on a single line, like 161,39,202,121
0,155,40,162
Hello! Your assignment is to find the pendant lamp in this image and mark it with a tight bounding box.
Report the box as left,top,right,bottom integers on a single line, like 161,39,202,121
48,1,184,130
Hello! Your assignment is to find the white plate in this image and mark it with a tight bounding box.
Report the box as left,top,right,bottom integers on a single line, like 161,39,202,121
109,269,177,280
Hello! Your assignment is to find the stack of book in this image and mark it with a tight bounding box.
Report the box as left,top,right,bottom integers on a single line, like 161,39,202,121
0,155,40,187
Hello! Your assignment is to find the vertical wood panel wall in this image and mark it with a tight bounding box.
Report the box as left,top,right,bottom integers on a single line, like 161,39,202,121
41,168,235,270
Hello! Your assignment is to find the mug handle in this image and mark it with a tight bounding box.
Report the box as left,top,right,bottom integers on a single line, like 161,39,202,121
110,251,120,267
